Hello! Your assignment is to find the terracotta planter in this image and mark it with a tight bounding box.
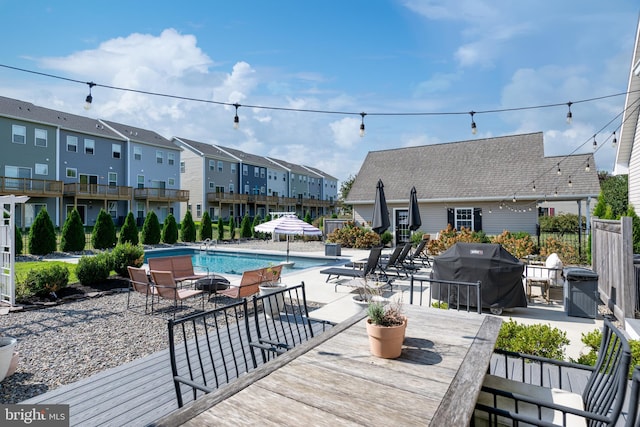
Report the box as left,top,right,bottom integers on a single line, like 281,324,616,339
0,337,17,382
259,283,287,317
366,318,406,359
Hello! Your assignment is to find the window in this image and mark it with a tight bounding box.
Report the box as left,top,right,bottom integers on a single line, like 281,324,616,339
260,186,265,194
217,161,223,172
25,204,46,227
196,204,202,217
84,139,95,155
66,168,77,178
209,182,215,189
156,151,163,164
168,153,175,165
67,136,78,152
229,183,234,193
134,147,142,160
35,163,48,175
137,175,145,189
35,129,47,147
209,160,215,171
108,202,117,219
112,143,121,159
12,125,26,144
168,177,175,186
260,168,265,178
231,164,236,174
136,202,145,219
108,172,117,187
455,208,473,230
180,161,185,173
254,168,259,178
243,165,248,176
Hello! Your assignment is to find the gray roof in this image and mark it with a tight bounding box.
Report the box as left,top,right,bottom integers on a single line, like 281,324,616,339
266,157,319,176
301,165,338,181
214,145,274,168
100,119,174,149
0,95,124,140
173,137,239,161
346,132,600,203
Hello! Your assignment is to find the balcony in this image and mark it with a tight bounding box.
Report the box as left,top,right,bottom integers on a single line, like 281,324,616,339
64,183,132,200
207,192,249,203
134,188,189,202
0,177,63,197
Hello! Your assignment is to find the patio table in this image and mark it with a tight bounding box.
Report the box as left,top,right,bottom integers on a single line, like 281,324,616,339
155,304,502,426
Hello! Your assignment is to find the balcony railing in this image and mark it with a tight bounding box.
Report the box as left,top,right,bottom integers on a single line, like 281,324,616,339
134,188,189,202
0,177,63,196
64,183,132,200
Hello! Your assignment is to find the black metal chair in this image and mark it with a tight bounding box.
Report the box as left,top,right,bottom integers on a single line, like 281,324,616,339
167,299,257,408
626,366,640,427
474,318,632,426
249,282,333,363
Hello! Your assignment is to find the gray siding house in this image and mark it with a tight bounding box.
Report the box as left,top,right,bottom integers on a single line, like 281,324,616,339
347,132,600,245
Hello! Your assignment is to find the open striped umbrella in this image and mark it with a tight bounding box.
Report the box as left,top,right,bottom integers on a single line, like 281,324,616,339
254,215,322,262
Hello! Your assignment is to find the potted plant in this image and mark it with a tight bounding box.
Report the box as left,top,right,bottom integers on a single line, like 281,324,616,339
351,276,389,309
0,337,17,382
259,265,286,317
365,299,406,359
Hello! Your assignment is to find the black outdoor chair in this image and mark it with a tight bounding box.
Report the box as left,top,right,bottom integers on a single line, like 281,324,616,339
474,317,632,426
380,242,421,277
319,246,385,286
167,299,257,408
249,282,333,363
405,238,432,267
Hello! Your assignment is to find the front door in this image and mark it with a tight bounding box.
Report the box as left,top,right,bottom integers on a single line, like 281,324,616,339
395,209,410,246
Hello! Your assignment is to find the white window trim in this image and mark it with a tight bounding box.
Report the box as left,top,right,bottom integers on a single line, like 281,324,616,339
67,135,78,152
84,138,95,155
455,207,474,230
35,163,48,175
35,128,47,147
66,168,77,178
12,125,26,144
112,143,121,159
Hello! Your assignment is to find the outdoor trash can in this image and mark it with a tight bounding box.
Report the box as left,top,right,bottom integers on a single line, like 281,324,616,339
325,243,341,256
564,267,599,318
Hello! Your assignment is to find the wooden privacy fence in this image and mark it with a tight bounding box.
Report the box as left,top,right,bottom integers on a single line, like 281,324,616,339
591,217,636,321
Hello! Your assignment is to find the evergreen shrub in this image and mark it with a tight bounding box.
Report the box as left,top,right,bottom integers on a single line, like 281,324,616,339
28,209,57,255
60,209,86,252
141,211,161,245
76,252,113,285
111,242,144,277
180,211,196,242
162,214,179,244
200,211,212,241
119,212,139,245
92,209,116,250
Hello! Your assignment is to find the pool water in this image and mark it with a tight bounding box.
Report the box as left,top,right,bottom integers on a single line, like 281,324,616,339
145,248,341,276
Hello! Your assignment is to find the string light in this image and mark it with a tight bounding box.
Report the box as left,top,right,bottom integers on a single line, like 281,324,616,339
612,131,617,148
592,135,597,150
512,195,516,203
566,102,573,124
557,163,562,176
233,103,240,129
554,188,558,197
470,111,477,135
585,160,590,172
532,182,536,191
359,112,366,137
84,82,95,110
568,177,573,187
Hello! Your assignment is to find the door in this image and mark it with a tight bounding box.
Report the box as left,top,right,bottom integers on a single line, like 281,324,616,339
79,174,98,193
5,166,31,190
395,209,410,245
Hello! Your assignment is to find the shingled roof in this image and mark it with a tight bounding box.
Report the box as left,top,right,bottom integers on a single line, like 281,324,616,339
346,132,600,204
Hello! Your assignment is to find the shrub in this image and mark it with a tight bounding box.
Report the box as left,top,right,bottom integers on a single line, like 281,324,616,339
574,327,640,378
111,242,144,277
491,230,535,259
119,212,139,245
22,263,70,297
60,209,86,252
495,319,569,360
15,225,22,255
141,211,161,245
180,211,197,242
240,214,252,238
92,209,117,250
251,214,261,238
76,252,113,285
410,231,426,245
28,208,57,255
162,214,179,244
304,211,312,224
217,217,225,240
427,224,484,255
200,211,213,241
326,221,381,249
380,231,393,245
539,236,579,264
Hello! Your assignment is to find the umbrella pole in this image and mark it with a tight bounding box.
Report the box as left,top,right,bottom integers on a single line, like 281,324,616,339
286,235,290,262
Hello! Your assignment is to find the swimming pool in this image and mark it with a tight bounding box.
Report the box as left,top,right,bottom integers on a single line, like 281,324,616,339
145,248,343,276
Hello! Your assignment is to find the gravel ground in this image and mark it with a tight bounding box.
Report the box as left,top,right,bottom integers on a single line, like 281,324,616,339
0,239,328,404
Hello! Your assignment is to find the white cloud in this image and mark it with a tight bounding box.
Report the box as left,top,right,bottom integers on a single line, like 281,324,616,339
329,117,361,149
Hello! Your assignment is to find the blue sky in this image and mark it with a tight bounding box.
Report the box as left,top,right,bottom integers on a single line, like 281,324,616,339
0,1,638,184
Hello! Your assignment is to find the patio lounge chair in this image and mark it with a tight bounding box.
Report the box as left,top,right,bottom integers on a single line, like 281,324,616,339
474,317,632,426
380,243,421,277
319,246,384,285
127,266,158,314
149,270,205,316
148,255,207,284
405,238,432,267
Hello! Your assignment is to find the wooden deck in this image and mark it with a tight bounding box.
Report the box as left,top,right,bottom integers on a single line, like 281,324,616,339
21,315,331,427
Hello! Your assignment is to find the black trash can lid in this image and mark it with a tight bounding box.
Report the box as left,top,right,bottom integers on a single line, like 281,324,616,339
564,267,598,280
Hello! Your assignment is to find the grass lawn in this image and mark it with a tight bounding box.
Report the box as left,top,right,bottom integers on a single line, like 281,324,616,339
14,261,79,284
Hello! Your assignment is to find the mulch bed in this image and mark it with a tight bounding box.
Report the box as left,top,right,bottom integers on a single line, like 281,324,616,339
14,277,130,307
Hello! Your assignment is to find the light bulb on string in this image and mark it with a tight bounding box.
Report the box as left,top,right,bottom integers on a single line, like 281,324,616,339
359,112,366,137
612,131,617,149
233,103,240,129
566,102,573,124
470,111,477,135
592,135,597,150
557,163,562,176
568,177,573,187
532,182,536,192
585,160,590,172
84,82,96,110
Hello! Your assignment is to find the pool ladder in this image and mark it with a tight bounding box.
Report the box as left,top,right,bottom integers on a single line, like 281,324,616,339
200,238,217,253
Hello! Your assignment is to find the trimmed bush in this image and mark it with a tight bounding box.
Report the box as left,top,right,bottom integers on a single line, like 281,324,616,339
15,225,22,255
111,242,144,277
22,263,69,297
240,214,252,238
60,209,86,252
490,230,535,259
304,211,312,224
180,211,197,242
574,328,640,378
28,208,57,255
326,221,381,249
251,214,261,238
76,252,113,285
92,209,117,250
119,212,139,245
217,217,225,240
200,211,213,241
495,319,569,360
380,231,393,246
141,211,161,245
162,214,179,244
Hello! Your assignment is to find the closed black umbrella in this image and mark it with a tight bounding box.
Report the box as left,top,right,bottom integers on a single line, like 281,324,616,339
371,179,390,234
408,186,422,231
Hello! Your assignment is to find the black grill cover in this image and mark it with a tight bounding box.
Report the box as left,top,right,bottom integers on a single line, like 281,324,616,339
432,243,527,309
